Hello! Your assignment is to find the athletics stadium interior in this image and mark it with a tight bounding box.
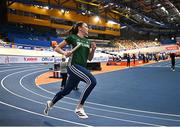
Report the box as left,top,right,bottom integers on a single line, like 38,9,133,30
0,0,180,126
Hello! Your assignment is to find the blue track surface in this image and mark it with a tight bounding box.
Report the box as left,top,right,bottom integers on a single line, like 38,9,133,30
0,60,180,126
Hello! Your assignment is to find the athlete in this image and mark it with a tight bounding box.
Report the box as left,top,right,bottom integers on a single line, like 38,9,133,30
44,21,97,119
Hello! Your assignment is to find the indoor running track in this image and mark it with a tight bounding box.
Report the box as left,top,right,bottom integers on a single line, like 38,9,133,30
0,60,180,126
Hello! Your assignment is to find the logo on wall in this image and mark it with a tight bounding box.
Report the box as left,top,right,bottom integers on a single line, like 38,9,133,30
41,57,54,62
24,57,38,61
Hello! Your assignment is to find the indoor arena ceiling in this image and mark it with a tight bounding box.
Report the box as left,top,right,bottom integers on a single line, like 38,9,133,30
8,0,180,33
97,0,180,31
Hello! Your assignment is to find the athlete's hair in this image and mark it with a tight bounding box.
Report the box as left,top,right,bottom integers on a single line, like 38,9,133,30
59,21,84,36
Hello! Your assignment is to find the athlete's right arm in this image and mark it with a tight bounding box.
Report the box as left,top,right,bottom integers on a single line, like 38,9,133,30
54,40,72,57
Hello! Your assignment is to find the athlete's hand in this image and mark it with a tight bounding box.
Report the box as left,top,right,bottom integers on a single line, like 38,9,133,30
64,51,72,57
91,42,96,51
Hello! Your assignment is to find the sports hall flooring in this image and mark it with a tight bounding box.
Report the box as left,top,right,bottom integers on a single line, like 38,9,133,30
0,59,180,126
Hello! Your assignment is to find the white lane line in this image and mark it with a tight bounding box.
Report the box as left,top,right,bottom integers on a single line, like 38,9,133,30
0,65,47,73
0,66,35,72
141,65,180,68
0,69,92,127
0,65,26,68
2,68,164,126
2,64,180,118
38,85,180,118
0,101,91,127
141,66,169,68
21,70,180,122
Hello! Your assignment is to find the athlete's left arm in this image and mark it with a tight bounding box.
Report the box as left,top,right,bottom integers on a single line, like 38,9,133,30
88,42,96,61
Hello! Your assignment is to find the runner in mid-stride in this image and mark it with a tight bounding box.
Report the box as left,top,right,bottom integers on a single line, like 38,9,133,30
44,21,97,119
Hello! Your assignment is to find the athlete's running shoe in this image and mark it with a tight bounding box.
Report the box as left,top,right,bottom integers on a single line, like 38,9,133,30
44,101,52,115
75,108,88,119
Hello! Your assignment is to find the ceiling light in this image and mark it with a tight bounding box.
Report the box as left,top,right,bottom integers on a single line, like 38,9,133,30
157,4,161,7
94,16,100,22
43,6,49,10
107,20,118,24
61,9,65,13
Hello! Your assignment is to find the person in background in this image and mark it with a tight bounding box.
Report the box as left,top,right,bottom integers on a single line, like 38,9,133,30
127,53,131,67
60,57,67,90
170,52,176,71
132,54,136,66
44,21,97,119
